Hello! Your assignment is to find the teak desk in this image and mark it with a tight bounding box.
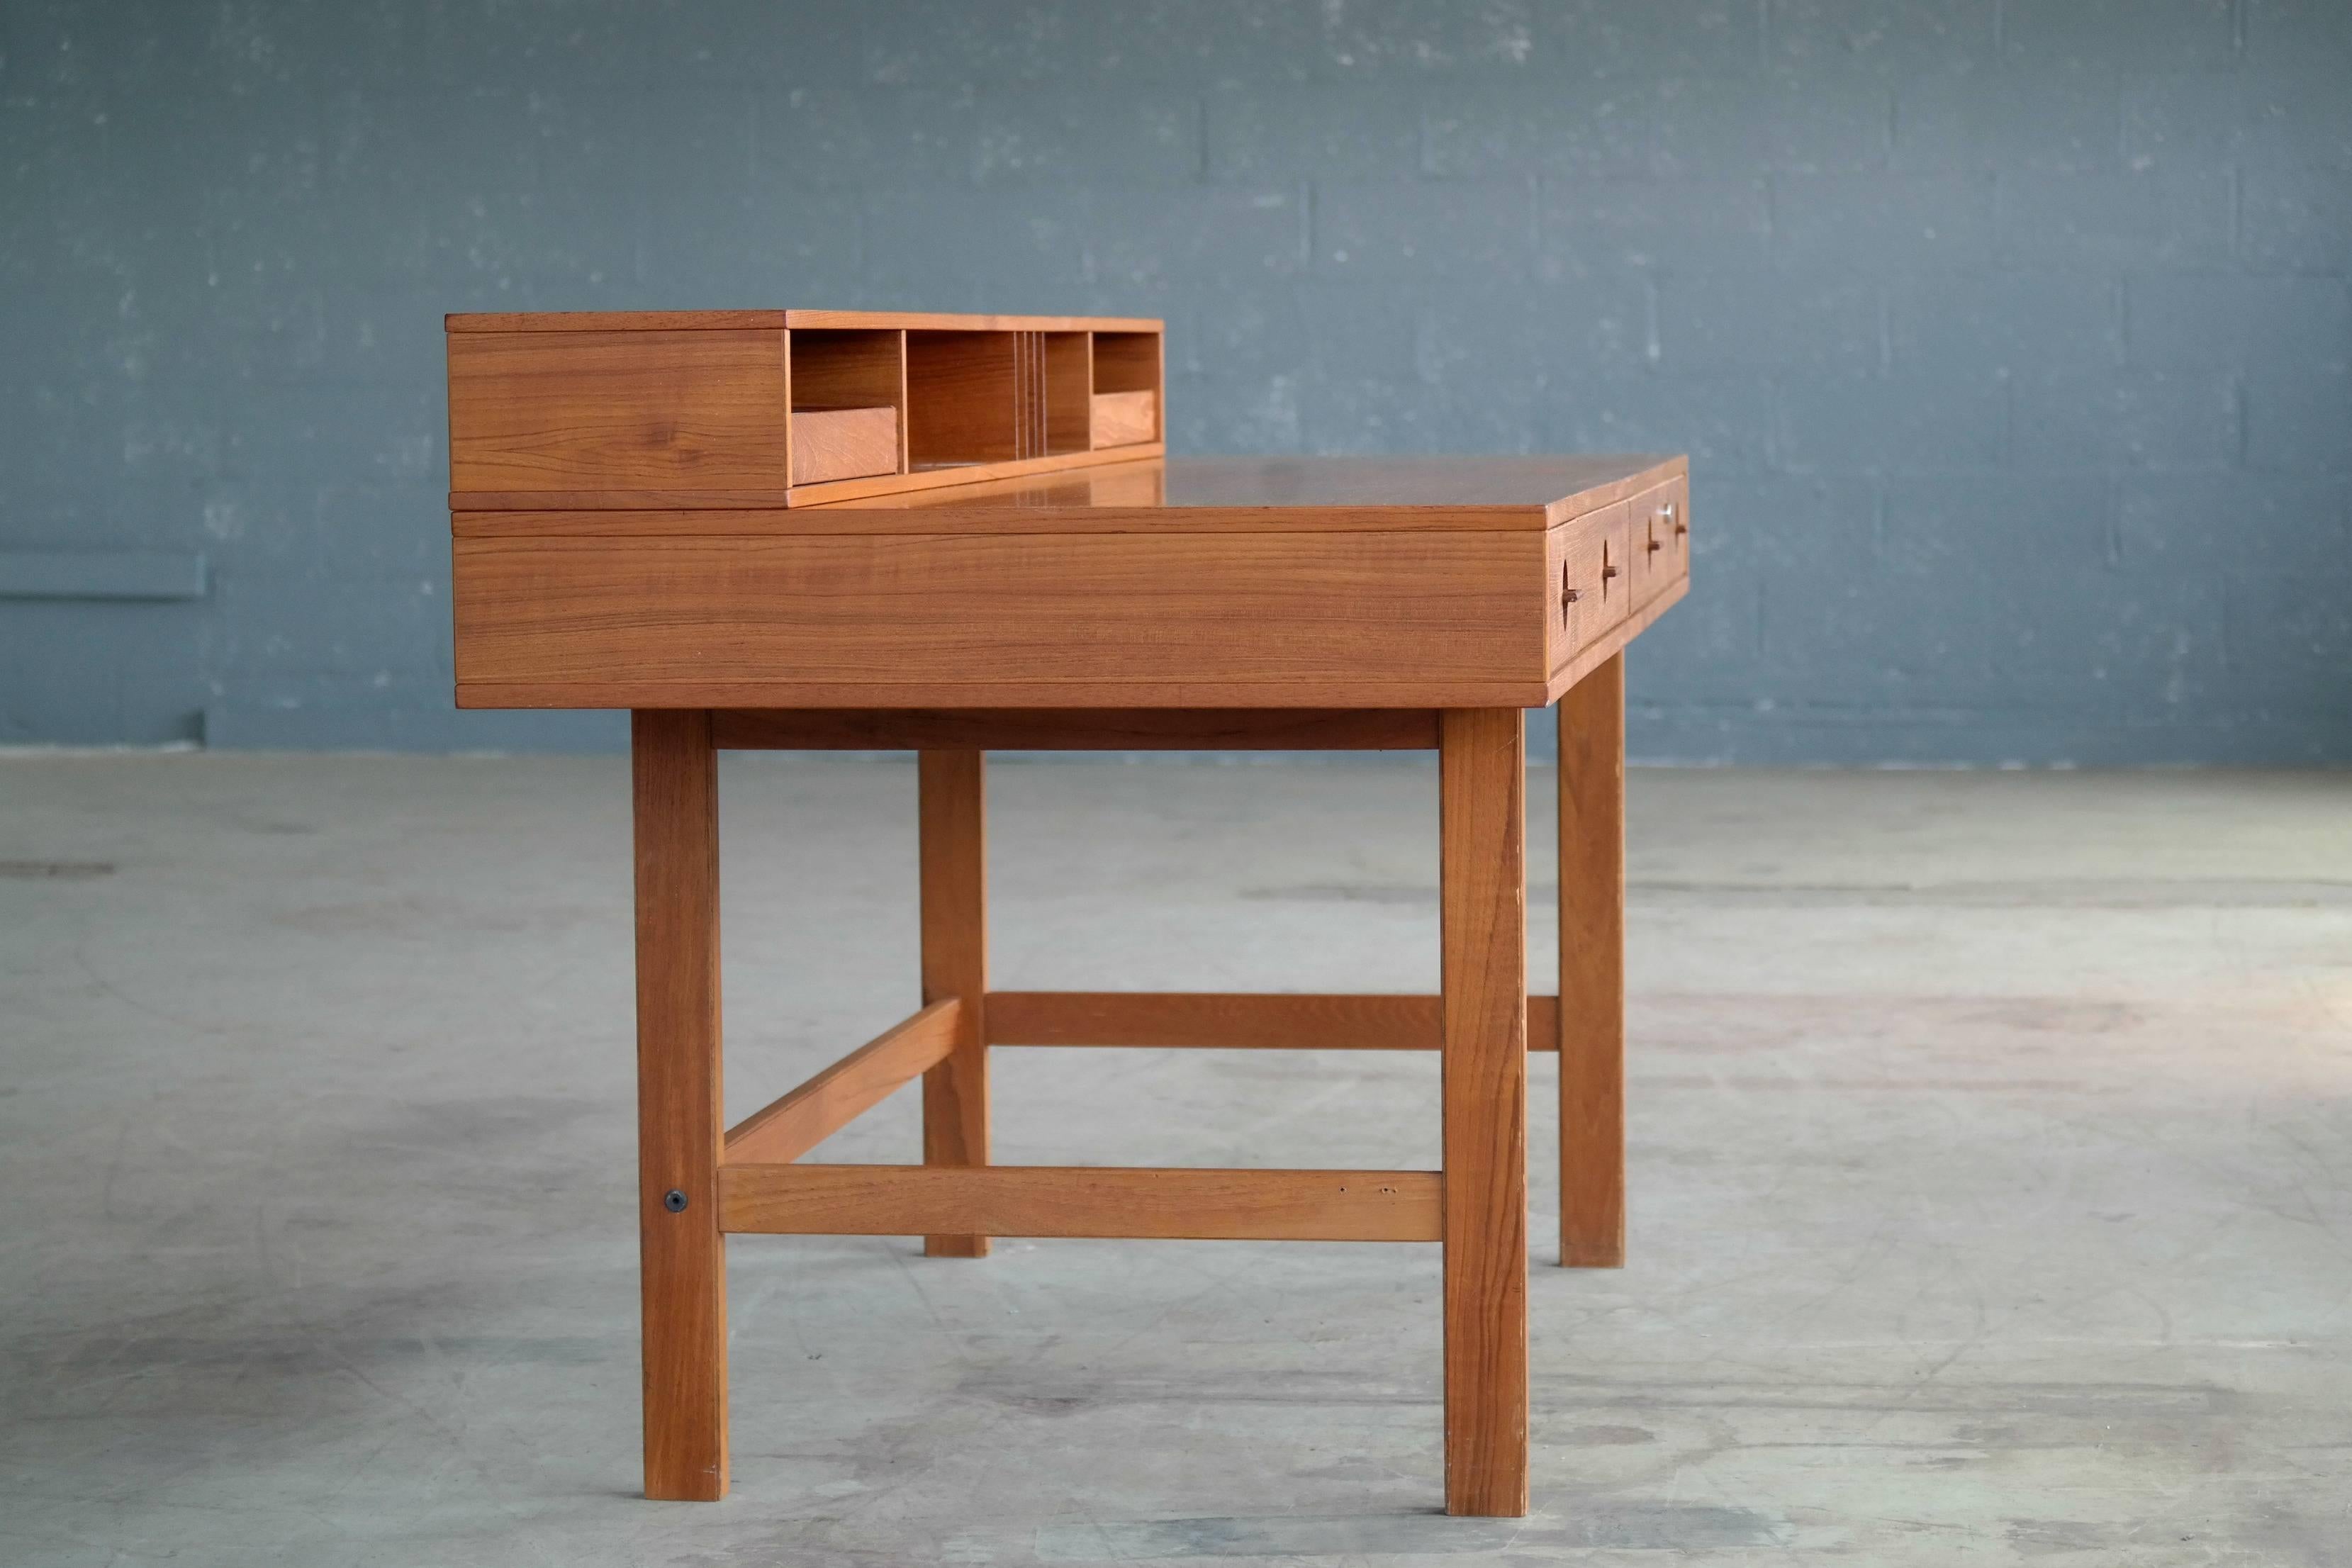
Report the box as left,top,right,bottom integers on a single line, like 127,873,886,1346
445,311,1690,1519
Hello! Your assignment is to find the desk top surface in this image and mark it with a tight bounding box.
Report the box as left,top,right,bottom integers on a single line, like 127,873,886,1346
809,454,1684,527
450,452,1691,712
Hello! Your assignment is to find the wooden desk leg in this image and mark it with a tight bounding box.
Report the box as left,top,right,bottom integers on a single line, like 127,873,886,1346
918,750,991,1258
1439,707,1530,1518
631,710,728,1501
1557,654,1627,1268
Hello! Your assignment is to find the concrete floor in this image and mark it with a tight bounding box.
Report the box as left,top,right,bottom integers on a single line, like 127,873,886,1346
3,755,2348,1566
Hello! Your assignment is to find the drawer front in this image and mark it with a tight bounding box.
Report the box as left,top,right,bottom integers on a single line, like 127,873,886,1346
1547,500,1632,672
1630,476,1689,608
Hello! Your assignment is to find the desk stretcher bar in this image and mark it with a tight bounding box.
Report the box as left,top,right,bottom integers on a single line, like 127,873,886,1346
719,1165,1444,1242
709,987,1574,1244
722,995,1569,1170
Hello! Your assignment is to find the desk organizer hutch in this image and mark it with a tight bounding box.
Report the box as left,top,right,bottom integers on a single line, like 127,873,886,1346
445,309,1691,1519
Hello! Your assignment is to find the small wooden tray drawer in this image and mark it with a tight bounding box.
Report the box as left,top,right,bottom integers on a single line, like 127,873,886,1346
790,405,898,486
1091,389,1158,449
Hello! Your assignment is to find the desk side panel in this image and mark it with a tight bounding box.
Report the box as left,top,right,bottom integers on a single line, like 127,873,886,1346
451,530,1552,709
448,329,794,494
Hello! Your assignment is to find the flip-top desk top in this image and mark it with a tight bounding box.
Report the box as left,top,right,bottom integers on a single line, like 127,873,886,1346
449,454,1690,712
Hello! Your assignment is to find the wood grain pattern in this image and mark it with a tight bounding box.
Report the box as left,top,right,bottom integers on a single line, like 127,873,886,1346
717,1164,1445,1241
985,991,1564,1051
788,405,897,486
450,529,1551,710
1557,655,1626,1269
631,710,727,1502
449,329,790,495
722,999,961,1166
710,708,1442,751
1091,389,1158,449
1438,707,1528,1518
919,751,990,1258
448,309,1161,334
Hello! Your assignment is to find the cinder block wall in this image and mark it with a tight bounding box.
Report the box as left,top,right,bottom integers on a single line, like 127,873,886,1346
4,1,2346,760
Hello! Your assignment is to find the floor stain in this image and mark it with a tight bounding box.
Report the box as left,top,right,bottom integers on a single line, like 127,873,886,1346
1555,1424,1654,1446
1032,1503,1787,1558
2005,1517,2118,1556
0,858,116,878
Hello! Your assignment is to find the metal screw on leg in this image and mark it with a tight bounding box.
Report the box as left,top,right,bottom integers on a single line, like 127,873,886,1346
664,1189,689,1213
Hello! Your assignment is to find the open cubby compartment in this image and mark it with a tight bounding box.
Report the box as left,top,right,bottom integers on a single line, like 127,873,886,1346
907,330,1104,469
1090,331,1162,449
788,329,904,486
907,331,1012,469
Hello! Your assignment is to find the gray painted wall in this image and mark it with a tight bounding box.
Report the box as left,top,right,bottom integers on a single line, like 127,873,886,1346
4,1,2348,761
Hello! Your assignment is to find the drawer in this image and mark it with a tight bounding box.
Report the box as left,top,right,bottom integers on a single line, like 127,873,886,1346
1091,389,1158,448
789,405,898,486
1629,476,1689,609
1547,500,1632,671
